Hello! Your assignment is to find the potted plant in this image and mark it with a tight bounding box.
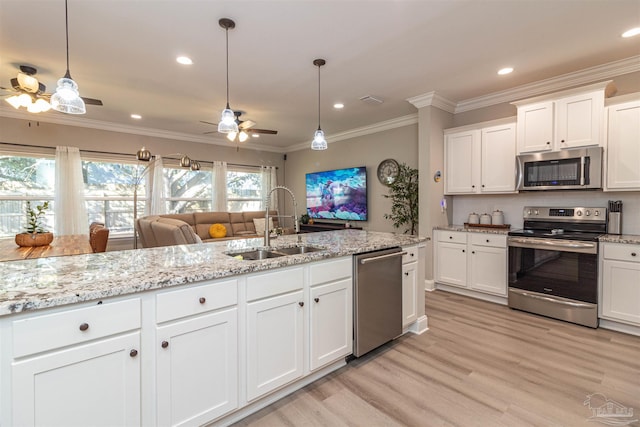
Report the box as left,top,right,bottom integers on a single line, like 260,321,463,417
383,163,419,235
300,213,310,225
15,201,54,247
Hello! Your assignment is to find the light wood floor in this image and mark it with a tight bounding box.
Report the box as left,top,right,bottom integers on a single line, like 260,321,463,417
233,290,640,427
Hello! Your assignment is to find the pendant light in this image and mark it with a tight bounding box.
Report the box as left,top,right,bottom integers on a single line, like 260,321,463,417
217,18,238,134
51,0,86,115
311,59,327,150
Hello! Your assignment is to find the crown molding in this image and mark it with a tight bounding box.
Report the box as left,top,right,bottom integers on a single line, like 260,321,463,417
0,106,286,153
406,91,457,112
286,113,419,152
455,55,640,113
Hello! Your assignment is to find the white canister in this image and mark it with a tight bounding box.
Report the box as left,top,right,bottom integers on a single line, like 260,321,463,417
468,213,480,224
480,213,492,225
491,210,504,225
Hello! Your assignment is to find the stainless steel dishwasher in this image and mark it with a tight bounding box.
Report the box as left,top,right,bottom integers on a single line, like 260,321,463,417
353,247,404,357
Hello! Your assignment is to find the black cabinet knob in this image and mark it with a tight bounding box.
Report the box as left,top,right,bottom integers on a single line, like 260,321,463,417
462,249,465,253
130,349,138,357
632,252,637,257
314,297,319,303
299,302,304,307
161,341,169,349
199,297,206,304
79,323,89,332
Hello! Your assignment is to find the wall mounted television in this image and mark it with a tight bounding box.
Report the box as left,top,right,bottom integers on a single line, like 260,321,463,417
305,166,367,221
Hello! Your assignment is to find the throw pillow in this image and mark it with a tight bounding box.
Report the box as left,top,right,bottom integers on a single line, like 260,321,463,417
253,218,274,236
209,223,227,238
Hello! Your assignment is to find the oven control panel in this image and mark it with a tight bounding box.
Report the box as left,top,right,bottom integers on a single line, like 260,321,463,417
523,207,606,222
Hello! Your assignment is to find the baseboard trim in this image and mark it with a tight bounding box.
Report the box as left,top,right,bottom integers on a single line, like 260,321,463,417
435,283,508,305
599,319,640,337
425,279,435,291
408,315,428,334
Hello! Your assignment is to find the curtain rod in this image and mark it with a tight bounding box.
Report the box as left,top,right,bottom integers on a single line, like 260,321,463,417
0,141,277,170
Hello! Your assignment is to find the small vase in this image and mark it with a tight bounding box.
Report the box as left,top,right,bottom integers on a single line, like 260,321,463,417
15,232,54,247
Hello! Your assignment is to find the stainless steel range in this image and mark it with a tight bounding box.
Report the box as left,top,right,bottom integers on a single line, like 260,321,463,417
507,206,607,328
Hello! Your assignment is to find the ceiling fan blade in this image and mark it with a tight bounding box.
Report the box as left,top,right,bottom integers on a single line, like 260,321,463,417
202,131,218,135
248,128,278,135
199,120,218,126
82,97,103,106
238,120,256,130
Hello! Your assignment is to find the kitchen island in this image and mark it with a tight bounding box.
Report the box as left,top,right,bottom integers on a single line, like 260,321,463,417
0,230,427,427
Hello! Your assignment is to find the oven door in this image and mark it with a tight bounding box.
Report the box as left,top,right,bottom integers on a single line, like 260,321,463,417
507,237,599,327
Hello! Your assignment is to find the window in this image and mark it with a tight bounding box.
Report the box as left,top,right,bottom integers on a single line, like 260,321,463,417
0,154,55,237
163,165,212,213
226,168,263,211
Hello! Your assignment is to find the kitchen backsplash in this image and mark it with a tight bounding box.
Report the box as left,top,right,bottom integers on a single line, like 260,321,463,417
451,191,640,235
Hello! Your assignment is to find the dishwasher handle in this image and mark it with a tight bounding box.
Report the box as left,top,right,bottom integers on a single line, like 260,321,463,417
360,251,407,265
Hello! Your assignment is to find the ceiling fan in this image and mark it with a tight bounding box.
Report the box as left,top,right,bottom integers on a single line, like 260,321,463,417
201,111,277,142
1,65,103,113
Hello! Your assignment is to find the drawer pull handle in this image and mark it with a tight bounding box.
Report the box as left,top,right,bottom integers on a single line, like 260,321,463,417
199,297,206,304
632,252,637,257
161,341,169,349
130,349,138,358
79,323,89,332
410,252,414,257
299,301,304,307
486,239,490,243
449,236,453,239
314,297,320,303
462,249,465,253
404,272,409,276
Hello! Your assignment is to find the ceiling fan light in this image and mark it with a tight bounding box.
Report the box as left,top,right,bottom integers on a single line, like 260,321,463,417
227,131,237,142
311,129,327,150
35,98,51,112
51,77,86,114
18,93,33,107
238,130,249,142
6,95,22,109
17,72,40,93
218,108,238,133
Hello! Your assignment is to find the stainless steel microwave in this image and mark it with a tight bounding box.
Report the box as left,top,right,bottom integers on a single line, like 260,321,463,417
516,147,603,191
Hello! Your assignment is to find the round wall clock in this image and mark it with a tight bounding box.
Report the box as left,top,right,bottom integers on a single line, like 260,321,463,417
377,158,400,186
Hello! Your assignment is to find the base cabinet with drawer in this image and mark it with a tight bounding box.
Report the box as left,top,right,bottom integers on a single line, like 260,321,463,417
600,243,640,326
8,298,142,427
435,230,507,298
155,279,239,427
402,245,419,327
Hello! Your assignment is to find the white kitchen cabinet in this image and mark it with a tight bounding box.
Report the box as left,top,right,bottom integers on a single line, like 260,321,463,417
434,231,468,288
444,119,516,195
402,245,419,327
600,243,640,326
155,279,238,427
468,234,508,296
435,230,508,298
514,81,610,153
12,332,141,427
605,97,640,191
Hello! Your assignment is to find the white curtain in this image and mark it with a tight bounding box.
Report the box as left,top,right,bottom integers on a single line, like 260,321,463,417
261,166,277,210
212,161,228,211
149,156,165,215
54,146,89,235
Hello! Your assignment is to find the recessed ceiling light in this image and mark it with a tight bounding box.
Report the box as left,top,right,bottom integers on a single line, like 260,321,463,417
333,103,344,109
622,27,640,38
498,67,514,75
131,114,142,119
176,56,193,65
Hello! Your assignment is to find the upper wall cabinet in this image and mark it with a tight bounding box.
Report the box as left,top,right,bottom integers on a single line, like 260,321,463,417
444,118,517,195
605,95,640,191
512,81,614,154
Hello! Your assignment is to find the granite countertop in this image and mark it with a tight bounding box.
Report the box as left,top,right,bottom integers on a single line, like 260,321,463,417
599,234,640,244
0,230,425,316
433,224,511,235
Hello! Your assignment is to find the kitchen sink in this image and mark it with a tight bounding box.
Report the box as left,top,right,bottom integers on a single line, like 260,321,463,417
271,246,324,255
226,245,324,260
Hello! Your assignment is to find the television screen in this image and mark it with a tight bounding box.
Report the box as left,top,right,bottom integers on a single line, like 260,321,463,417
305,166,367,221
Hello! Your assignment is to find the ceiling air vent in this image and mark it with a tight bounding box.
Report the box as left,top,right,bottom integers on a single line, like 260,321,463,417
359,95,384,105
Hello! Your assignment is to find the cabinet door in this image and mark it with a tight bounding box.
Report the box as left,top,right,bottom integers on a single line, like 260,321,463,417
517,101,554,153
469,245,507,296
309,278,352,371
12,332,141,427
556,91,603,149
601,260,640,325
606,100,640,190
481,123,517,193
156,308,238,427
402,261,418,327
435,242,467,287
246,290,304,401
445,129,480,194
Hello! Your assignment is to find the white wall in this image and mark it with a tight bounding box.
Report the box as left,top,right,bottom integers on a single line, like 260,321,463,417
283,124,418,233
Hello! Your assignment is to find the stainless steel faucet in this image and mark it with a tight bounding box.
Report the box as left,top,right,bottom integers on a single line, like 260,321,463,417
265,185,299,247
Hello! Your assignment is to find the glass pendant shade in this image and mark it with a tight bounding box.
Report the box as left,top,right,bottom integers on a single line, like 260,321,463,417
311,129,328,150
218,107,238,133
51,77,86,114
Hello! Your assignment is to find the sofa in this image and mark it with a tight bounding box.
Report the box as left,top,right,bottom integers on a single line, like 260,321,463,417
135,210,281,248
